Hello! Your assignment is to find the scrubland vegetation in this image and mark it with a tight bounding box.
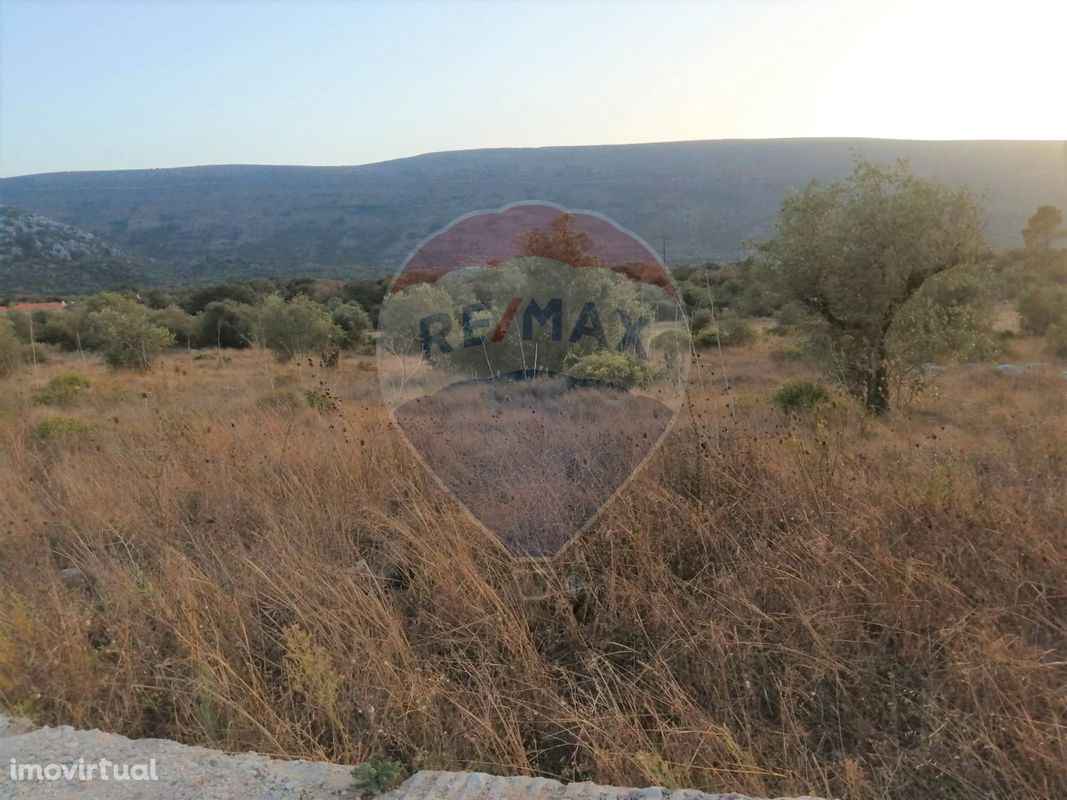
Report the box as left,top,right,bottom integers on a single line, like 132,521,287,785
0,167,1065,798
0,328,1064,799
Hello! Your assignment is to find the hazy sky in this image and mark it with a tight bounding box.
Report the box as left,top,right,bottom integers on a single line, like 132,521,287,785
1,0,1064,177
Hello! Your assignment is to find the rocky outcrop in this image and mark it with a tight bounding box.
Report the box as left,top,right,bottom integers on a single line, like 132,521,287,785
0,716,828,800
377,771,827,800
0,206,123,264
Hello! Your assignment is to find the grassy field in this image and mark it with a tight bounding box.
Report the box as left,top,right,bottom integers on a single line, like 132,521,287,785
0,336,1064,799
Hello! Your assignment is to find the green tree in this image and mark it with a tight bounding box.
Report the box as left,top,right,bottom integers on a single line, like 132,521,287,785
86,293,174,370
1018,285,1067,336
183,283,260,315
755,158,986,414
256,295,341,362
342,278,389,325
888,266,999,367
197,301,256,349
151,305,197,349
38,305,92,352
1021,205,1066,253
328,301,372,349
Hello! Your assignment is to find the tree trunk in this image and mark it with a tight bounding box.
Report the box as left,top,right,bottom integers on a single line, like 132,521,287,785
865,342,889,415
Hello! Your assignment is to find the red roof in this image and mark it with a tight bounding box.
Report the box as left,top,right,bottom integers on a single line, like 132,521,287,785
0,301,68,314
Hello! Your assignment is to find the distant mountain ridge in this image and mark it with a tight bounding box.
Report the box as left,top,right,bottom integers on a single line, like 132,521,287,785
0,138,1063,291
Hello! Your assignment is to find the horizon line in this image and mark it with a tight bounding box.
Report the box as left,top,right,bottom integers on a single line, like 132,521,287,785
2,135,1064,181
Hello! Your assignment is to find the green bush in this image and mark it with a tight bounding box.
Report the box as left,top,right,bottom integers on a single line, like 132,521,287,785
719,316,757,346
650,329,691,370
691,329,717,349
351,758,404,798
691,307,714,331
33,415,95,442
197,300,256,349
771,379,830,415
303,388,337,413
257,295,341,362
651,328,690,351
26,342,49,365
769,342,807,362
1018,286,1067,336
0,318,34,376
328,301,372,349
86,294,174,371
563,351,653,389
32,372,90,406
692,317,756,349
151,305,197,348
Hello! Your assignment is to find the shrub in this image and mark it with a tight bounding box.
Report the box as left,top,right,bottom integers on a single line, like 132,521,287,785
652,328,691,350
303,388,337,413
151,305,197,348
1018,286,1067,336
0,318,31,377
33,415,94,442
25,342,49,365
768,342,807,362
257,295,341,362
692,317,756,349
650,328,691,370
690,307,714,331
86,294,174,371
718,315,757,346
328,301,372,349
771,379,830,415
37,311,83,351
197,301,256,349
563,351,653,389
351,758,404,798
32,372,90,406
691,329,718,349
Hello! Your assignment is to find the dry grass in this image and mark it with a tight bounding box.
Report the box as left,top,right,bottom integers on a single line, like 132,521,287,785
0,339,1064,799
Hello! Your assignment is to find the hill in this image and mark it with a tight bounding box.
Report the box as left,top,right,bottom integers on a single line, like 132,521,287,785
0,139,1063,290
0,205,149,294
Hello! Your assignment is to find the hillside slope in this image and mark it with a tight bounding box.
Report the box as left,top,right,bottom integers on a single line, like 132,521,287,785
0,205,146,294
0,139,1063,288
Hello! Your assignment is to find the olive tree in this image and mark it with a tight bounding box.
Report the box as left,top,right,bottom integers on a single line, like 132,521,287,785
256,294,341,362
85,293,175,371
328,300,372,349
755,159,986,414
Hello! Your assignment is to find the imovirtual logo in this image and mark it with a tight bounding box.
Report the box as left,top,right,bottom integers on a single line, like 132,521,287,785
377,203,689,557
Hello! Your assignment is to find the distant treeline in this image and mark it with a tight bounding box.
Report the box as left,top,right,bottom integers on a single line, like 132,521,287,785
0,276,390,372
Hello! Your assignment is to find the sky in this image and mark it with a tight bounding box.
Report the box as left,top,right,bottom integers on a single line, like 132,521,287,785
1,0,1065,177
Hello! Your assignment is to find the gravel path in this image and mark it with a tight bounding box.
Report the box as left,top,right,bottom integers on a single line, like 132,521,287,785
0,716,827,800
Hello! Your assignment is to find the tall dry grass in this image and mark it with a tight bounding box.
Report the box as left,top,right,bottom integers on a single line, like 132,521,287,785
0,340,1064,799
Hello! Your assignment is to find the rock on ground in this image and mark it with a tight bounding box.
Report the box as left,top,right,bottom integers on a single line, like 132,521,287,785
0,716,827,800
376,772,828,800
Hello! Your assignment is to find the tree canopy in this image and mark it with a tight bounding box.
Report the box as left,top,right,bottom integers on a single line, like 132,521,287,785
756,158,987,413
